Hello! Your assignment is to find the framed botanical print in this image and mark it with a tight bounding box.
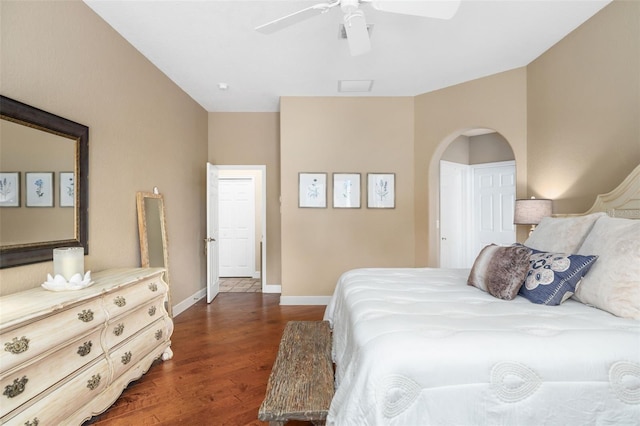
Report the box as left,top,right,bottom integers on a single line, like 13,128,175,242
333,173,361,208
367,173,395,208
299,173,327,208
25,172,54,207
0,172,20,207
59,172,75,207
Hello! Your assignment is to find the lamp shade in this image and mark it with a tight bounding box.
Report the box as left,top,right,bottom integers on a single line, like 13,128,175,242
514,198,552,225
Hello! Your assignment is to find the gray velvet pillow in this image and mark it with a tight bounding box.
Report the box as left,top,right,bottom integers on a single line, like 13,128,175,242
468,244,532,300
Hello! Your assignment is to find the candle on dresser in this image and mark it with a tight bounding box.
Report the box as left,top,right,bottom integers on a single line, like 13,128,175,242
53,247,84,281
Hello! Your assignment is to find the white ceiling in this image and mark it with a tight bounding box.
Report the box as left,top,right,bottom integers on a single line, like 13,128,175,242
84,0,611,113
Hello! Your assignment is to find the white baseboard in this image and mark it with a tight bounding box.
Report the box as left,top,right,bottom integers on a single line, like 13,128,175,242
263,284,281,293
253,270,261,279
172,287,206,317
279,296,331,306
172,287,330,313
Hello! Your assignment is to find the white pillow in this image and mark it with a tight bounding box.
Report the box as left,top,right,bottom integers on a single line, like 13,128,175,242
524,212,606,253
575,216,640,319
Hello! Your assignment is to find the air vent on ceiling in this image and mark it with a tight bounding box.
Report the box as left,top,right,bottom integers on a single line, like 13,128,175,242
338,80,374,93
338,23,374,39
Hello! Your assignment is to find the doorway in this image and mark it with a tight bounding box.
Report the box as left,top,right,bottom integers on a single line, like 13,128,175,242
438,130,516,267
208,165,267,296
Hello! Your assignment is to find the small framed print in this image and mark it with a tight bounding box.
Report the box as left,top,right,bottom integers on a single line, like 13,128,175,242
367,173,395,208
0,172,20,207
59,172,75,207
26,172,54,207
333,173,361,208
299,172,327,208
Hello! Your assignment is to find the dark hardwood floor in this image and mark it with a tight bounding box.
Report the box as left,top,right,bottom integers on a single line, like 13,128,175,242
85,293,325,425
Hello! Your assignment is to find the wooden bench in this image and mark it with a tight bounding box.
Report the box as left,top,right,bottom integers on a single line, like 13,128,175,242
258,321,334,426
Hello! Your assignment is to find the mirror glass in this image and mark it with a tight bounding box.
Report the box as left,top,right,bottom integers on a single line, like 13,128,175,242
0,95,88,268
137,191,173,317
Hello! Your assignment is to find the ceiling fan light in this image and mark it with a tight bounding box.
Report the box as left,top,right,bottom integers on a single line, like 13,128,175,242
338,23,373,40
343,9,371,56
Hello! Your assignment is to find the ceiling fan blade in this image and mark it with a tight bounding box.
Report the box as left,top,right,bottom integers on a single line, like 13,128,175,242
255,2,336,34
371,1,461,20
344,10,371,56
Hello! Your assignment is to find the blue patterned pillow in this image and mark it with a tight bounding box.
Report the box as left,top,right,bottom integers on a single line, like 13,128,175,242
515,244,598,306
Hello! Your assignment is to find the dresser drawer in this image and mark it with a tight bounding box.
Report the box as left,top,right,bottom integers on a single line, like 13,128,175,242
0,300,105,374
109,317,170,379
104,298,166,349
0,328,104,418
104,276,166,319
1,358,110,426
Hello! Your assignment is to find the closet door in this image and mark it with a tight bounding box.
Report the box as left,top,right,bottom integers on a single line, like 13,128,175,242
472,161,516,257
439,160,469,268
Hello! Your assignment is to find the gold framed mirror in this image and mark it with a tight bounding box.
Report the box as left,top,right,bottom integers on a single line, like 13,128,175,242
136,191,172,317
0,95,89,268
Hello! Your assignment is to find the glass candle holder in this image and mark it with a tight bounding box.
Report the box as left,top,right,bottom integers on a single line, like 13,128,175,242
53,247,84,281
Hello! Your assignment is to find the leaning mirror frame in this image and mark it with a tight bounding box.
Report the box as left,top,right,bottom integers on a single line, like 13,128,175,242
0,95,89,268
136,191,173,317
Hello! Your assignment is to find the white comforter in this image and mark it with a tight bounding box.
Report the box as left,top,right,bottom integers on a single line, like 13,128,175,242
323,268,640,426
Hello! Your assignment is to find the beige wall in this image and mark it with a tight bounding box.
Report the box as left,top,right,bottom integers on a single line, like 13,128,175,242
414,68,529,267
527,0,640,213
208,112,281,284
0,1,208,304
441,133,514,165
441,135,471,164
280,97,415,297
469,133,514,164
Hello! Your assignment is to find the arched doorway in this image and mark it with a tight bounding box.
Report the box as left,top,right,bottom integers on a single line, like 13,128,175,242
429,128,517,267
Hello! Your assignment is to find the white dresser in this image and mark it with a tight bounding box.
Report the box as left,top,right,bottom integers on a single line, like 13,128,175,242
0,268,174,425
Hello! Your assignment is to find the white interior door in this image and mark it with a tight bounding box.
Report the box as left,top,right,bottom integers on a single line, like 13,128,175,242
219,178,256,277
206,163,220,303
439,161,469,268
472,161,516,257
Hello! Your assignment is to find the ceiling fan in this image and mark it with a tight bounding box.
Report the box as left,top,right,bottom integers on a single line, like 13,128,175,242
255,0,461,56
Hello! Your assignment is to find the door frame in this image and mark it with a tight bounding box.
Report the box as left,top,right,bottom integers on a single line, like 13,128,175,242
206,163,220,303
215,165,268,292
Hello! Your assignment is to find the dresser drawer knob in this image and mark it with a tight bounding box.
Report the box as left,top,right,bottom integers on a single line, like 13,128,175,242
148,282,158,292
121,351,132,365
155,330,163,341
113,323,125,336
87,374,101,391
3,375,28,398
4,336,29,354
114,296,126,307
25,417,39,426
77,309,94,322
148,306,157,316
77,341,92,357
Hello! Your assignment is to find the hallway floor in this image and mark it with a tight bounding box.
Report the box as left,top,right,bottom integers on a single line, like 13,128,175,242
219,277,261,292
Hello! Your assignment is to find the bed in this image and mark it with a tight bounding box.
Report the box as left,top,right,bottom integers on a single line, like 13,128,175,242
323,165,640,425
